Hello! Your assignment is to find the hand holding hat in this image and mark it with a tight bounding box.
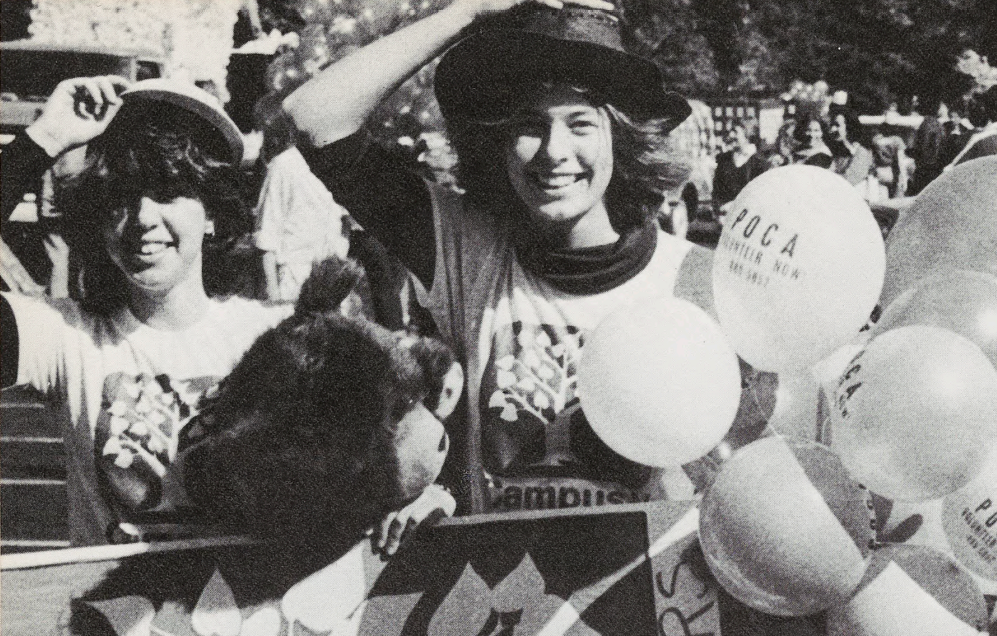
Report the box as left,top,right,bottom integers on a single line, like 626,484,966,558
27,75,130,158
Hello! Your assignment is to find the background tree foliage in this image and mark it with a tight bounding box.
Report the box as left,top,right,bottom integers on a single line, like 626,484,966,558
4,0,994,115
626,0,996,112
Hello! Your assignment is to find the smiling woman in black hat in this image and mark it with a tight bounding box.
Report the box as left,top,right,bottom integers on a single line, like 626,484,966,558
1,77,292,545
286,0,714,518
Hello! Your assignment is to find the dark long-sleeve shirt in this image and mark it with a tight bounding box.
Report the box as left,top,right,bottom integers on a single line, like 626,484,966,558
1,134,57,388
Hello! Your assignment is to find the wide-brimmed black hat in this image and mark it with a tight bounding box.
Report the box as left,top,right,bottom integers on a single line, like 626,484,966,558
435,5,691,128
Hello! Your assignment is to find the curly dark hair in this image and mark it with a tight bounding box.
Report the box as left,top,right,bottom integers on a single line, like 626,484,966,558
56,104,249,315
446,82,689,234
182,258,454,546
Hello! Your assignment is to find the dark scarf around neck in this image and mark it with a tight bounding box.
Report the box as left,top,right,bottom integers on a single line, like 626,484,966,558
515,219,658,295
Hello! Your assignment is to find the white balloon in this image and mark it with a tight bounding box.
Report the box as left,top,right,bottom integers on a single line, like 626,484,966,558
830,325,997,501
712,165,885,372
826,546,988,636
578,296,741,467
943,458,997,581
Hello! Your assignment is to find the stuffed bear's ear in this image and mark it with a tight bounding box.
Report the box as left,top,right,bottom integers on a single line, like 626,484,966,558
295,256,366,315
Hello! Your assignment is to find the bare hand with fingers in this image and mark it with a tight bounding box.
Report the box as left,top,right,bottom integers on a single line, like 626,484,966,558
373,483,456,557
27,75,131,158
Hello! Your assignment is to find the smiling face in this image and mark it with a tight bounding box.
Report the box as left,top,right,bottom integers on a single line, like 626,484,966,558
392,401,449,501
103,192,209,295
805,119,825,146
504,85,615,244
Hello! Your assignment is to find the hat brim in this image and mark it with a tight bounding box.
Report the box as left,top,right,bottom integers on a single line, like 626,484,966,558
120,80,244,165
435,30,691,130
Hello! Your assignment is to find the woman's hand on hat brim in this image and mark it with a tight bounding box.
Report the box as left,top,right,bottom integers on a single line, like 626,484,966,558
26,75,130,158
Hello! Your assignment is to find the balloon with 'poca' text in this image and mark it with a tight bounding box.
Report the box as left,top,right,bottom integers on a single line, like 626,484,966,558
712,165,885,373
577,296,741,467
880,156,997,308
830,325,997,501
826,544,989,636
943,458,997,582
872,268,997,371
699,437,874,616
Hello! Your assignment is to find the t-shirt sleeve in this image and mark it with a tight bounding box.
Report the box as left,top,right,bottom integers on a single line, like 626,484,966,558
425,184,508,361
1,292,89,394
297,132,436,287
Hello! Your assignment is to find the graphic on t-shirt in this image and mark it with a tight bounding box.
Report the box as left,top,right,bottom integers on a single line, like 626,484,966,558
481,322,661,511
95,373,220,515
481,321,585,475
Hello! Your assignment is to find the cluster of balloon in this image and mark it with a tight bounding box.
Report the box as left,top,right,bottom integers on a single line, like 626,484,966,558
825,544,989,635
879,157,997,307
825,161,997,505
711,165,885,373
698,437,875,616
828,325,997,501
577,297,742,468
871,269,997,368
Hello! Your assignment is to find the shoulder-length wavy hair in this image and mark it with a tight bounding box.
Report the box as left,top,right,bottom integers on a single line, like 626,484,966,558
56,108,248,316
446,82,690,233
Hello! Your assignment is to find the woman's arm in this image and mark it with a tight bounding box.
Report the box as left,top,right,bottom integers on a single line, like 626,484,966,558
284,0,612,147
284,1,481,148
1,76,128,388
3,76,128,226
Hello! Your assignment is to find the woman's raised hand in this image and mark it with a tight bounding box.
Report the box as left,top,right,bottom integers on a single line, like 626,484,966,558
26,75,130,157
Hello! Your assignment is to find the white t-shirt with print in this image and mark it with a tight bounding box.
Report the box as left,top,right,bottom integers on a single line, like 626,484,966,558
425,185,694,514
4,293,291,545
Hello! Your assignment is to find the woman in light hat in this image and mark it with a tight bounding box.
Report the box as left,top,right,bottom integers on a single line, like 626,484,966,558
286,0,716,520
1,77,292,545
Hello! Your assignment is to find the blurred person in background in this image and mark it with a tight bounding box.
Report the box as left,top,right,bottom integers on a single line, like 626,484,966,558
907,95,947,194
945,85,997,168
938,100,974,167
870,124,910,198
713,120,767,211
767,118,797,169
253,110,351,302
826,104,874,189
792,114,833,167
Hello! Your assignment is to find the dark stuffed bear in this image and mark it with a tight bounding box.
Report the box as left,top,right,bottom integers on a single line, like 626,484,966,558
181,257,462,551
